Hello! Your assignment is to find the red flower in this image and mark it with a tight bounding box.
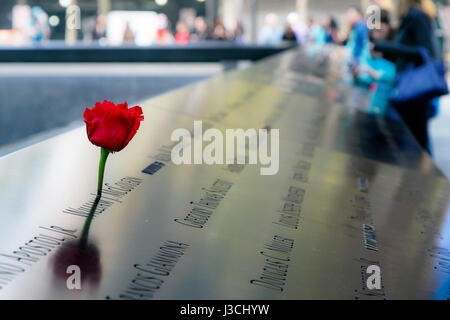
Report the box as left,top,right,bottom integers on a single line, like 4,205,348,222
84,100,144,152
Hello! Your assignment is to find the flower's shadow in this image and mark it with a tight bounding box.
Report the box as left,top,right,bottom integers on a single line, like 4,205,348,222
52,196,102,289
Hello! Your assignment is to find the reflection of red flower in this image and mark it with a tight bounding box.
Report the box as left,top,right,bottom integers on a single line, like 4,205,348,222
84,100,144,152
52,240,102,287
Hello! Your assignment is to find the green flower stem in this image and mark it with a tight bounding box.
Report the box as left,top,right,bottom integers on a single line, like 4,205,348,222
97,148,110,196
79,195,101,247
79,147,110,246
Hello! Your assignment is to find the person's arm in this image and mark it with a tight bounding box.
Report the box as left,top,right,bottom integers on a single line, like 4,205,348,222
351,63,377,87
362,67,381,80
373,10,434,64
373,41,423,63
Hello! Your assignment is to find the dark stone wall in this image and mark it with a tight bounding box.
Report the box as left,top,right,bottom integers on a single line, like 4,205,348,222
0,74,210,147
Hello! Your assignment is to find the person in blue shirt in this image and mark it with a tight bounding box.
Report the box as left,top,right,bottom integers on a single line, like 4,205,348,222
346,7,369,63
259,13,283,45
351,10,397,116
306,17,327,45
30,6,50,42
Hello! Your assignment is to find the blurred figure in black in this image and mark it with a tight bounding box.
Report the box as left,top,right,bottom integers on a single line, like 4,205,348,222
373,0,442,153
89,14,107,42
282,23,297,42
212,18,228,41
230,20,245,44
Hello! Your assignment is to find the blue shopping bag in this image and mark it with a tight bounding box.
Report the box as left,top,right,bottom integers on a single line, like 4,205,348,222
391,47,448,104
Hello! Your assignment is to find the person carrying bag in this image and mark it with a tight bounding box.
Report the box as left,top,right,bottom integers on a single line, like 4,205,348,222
373,0,448,154
391,47,448,104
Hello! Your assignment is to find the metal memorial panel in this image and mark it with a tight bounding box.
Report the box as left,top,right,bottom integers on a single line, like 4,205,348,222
0,47,448,299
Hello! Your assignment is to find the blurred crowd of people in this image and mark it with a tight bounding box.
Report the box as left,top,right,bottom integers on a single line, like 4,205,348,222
345,0,447,155
167,16,245,45
3,4,51,45
258,12,342,46
254,0,447,156
4,5,350,47
85,13,245,46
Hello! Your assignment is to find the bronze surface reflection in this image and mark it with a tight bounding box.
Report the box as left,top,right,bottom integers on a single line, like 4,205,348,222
0,46,448,299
